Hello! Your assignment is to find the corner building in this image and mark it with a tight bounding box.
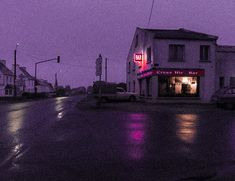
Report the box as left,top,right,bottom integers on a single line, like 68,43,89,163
126,28,218,103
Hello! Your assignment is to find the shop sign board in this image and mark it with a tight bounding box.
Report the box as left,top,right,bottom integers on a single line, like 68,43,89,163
137,68,205,78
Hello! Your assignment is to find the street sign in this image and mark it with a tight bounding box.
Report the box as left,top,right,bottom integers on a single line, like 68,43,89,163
96,54,102,76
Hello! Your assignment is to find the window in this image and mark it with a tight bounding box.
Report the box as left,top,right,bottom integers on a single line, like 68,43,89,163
5,89,8,95
133,80,135,92
146,77,152,97
200,45,210,61
9,89,12,95
147,47,151,63
158,76,199,97
219,77,225,88
135,34,139,48
128,62,130,73
139,79,143,96
132,62,135,72
169,44,185,62
230,77,235,86
116,87,125,93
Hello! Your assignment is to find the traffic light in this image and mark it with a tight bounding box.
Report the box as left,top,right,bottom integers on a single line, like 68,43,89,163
57,56,60,63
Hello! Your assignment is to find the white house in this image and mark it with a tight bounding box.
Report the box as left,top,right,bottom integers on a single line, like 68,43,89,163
14,64,35,94
37,79,54,93
0,60,14,97
127,27,218,103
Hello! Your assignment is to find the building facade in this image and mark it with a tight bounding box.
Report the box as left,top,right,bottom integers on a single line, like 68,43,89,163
14,65,35,95
0,60,14,97
216,46,235,89
127,28,225,103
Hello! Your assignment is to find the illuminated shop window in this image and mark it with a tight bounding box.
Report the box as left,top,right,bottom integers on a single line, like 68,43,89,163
158,76,199,97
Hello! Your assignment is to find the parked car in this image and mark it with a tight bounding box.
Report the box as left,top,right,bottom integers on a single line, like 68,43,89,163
92,81,137,102
211,86,235,109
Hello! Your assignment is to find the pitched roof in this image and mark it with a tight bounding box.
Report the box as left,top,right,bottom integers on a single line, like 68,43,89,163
0,62,14,75
139,27,218,41
216,45,235,53
19,67,34,80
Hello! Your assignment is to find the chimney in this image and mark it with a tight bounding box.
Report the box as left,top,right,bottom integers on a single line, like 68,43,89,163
0,60,6,66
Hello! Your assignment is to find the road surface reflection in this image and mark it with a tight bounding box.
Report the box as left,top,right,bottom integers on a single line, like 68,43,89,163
126,113,147,160
176,114,198,144
7,106,26,134
7,105,26,157
176,114,198,154
55,97,67,120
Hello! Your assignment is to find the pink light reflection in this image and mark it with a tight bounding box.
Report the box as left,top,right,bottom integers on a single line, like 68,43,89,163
126,113,147,160
129,130,145,144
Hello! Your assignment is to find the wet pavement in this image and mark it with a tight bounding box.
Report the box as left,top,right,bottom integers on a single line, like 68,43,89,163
0,96,235,180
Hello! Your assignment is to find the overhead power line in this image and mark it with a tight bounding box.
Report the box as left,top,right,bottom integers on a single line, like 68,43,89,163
147,0,155,27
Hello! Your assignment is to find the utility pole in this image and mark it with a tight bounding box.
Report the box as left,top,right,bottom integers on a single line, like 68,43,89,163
34,63,37,95
13,43,19,98
96,54,102,81
105,58,107,82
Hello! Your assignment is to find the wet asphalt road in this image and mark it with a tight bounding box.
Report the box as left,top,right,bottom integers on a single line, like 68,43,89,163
0,96,235,180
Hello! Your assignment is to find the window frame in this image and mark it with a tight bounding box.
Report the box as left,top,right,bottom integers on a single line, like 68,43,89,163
147,47,152,64
219,77,225,88
200,45,210,62
168,44,185,62
135,34,139,48
127,62,130,73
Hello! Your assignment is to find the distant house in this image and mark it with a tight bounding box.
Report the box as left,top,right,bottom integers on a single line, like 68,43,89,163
71,87,86,95
0,60,14,97
37,79,54,93
14,65,34,94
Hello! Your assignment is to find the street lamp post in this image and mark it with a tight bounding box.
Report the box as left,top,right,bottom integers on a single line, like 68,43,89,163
34,56,60,95
13,43,19,98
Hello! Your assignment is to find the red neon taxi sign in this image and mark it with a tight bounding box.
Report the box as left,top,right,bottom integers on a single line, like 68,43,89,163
134,53,143,62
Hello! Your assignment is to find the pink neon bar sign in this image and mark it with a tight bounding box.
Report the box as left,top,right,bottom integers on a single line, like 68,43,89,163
134,53,143,62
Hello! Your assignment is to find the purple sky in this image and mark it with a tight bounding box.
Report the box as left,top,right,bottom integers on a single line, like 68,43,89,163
0,0,235,88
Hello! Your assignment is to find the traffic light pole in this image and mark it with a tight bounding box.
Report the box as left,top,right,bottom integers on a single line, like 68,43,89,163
34,56,60,96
